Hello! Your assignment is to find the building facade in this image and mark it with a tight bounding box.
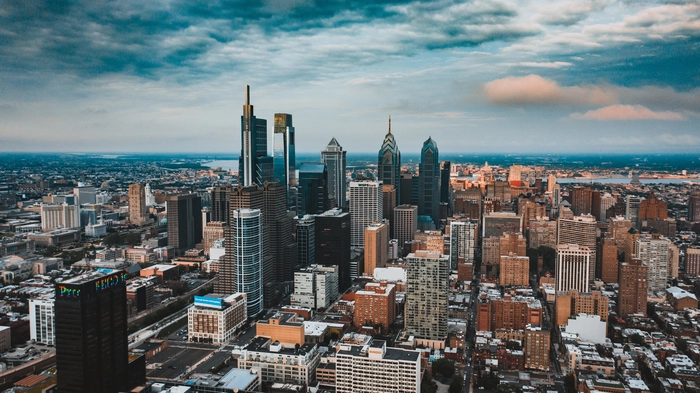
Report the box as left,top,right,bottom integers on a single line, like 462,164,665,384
336,340,420,393
364,222,389,275
555,244,591,293
273,113,296,210
166,193,203,256
419,137,440,228
188,293,247,344
394,205,418,251
377,117,401,206
404,250,449,343
232,209,264,316
322,137,347,208
29,296,55,345
618,259,648,317
349,181,383,247
354,282,396,332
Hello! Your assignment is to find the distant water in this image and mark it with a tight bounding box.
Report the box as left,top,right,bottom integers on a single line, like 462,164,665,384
556,178,698,185
203,160,238,171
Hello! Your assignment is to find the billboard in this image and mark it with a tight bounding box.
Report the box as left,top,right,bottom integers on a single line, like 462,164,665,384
194,296,223,309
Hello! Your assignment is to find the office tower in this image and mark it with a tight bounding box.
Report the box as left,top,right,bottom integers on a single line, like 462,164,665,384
557,214,597,278
29,296,55,345
262,181,297,283
440,161,451,204
297,216,315,267
55,270,128,393
609,216,632,256
555,244,591,293
453,187,482,220
405,250,449,343
639,193,668,220
547,174,557,193
166,193,203,256
570,186,592,216
524,326,550,371
554,290,608,326
73,185,96,206
230,209,263,316
687,247,700,276
689,189,700,222
354,282,397,332
291,265,339,310
599,236,619,283
500,253,530,287
400,173,418,206
618,259,648,317
40,203,79,230
377,117,401,205
335,339,421,393
322,137,347,208
128,184,147,225
239,85,272,187
203,221,225,257
449,219,478,269
528,217,557,249
382,185,396,235
394,205,418,251
297,163,329,217
483,212,522,238
626,195,642,228
364,222,389,275
419,137,440,228
315,209,352,291
273,113,296,210
145,183,155,206
349,181,383,247
600,193,616,221
635,236,670,293
210,185,233,224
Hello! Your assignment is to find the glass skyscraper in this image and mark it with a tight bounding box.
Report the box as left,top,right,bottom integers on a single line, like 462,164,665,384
239,85,272,187
273,113,296,210
232,208,263,316
377,117,401,205
297,163,329,218
419,137,440,228
321,137,346,208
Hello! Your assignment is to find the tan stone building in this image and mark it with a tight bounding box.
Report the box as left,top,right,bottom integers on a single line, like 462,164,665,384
256,312,306,347
500,253,530,287
555,290,608,327
364,222,389,276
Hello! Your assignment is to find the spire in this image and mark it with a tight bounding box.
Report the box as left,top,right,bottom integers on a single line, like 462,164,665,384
388,116,391,134
245,85,250,105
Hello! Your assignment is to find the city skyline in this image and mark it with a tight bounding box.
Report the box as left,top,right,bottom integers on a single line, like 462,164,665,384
1,1,699,154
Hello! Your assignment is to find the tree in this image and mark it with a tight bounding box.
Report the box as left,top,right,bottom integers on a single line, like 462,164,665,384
432,358,455,379
103,232,122,247
506,340,522,350
563,373,576,393
123,232,142,246
448,375,462,393
629,333,647,347
421,374,438,393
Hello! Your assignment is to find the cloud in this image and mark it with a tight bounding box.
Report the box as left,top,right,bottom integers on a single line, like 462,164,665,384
518,61,572,68
483,74,616,105
570,104,684,120
538,0,610,26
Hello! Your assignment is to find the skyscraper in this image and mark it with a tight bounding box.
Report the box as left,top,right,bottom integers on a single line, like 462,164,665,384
315,209,352,291
239,85,272,187
210,185,233,224
449,219,478,269
128,183,147,225
405,250,449,343
232,209,264,316
599,236,619,283
297,216,315,267
634,236,670,293
618,258,648,317
689,188,700,222
321,137,347,208
394,204,418,251
273,113,296,210
166,193,203,256
349,181,383,247
364,221,389,276
377,117,401,205
297,163,329,217
557,214,597,279
555,244,591,293
440,161,451,204
55,270,128,393
419,137,440,228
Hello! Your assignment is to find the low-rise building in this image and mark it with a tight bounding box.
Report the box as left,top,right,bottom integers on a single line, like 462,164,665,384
234,336,320,386
188,293,247,344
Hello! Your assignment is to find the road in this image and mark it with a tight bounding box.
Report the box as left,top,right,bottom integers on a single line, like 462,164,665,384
463,258,482,393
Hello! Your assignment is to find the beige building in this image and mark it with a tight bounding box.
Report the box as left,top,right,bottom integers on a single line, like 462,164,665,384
500,253,530,287
128,183,147,225
256,312,306,347
364,222,389,276
404,251,449,346
202,221,225,256
393,205,418,250
235,336,320,386
555,290,608,327
528,217,557,249
188,293,247,344
557,214,597,278
555,244,591,293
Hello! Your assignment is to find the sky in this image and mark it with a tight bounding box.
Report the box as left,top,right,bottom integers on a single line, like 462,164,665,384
1,0,699,155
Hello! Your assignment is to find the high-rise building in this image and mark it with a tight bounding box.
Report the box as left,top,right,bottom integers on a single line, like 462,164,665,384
262,181,297,284
449,219,478,269
349,181,383,247
128,184,147,225
555,244,591,293
440,161,451,204
239,85,272,187
40,203,79,230
609,216,632,256
364,222,389,275
618,259,648,317
405,250,449,344
638,192,668,220
290,265,339,310
382,185,397,236
554,290,608,326
483,212,522,238
634,236,670,293
528,217,557,249
524,326,550,371
570,186,593,216
354,282,396,332
273,113,296,210
547,174,557,193
145,183,155,206
377,117,401,206
394,205,418,251
297,163,329,217
73,185,96,207
335,339,420,393
626,195,643,228
166,193,203,256
231,209,263,316
419,137,440,228
689,189,700,222
55,270,129,393
202,221,225,257
322,137,347,208
599,193,616,221
210,185,233,224
297,216,315,267
687,247,700,276
315,209,352,291
599,236,619,283
453,187,482,221
557,214,597,279
29,296,55,345
500,253,530,287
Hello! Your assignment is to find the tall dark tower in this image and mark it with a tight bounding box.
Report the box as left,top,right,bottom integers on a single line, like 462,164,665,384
377,116,401,205
166,193,203,256
55,271,129,393
239,85,272,187
321,137,347,208
419,137,440,228
273,113,296,210
297,163,329,217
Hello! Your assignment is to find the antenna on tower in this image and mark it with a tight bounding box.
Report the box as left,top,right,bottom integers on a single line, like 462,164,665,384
245,85,250,105
388,116,391,134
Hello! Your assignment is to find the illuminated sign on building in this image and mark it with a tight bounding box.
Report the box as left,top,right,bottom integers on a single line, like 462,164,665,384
194,296,224,309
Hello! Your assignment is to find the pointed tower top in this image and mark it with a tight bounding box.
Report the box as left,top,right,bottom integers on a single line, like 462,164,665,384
388,116,391,134
245,85,250,105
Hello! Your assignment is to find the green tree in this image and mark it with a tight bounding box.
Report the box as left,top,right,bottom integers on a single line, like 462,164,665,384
448,375,462,393
506,340,522,350
123,232,142,246
629,333,646,346
103,232,122,247
563,373,576,393
432,358,455,379
421,374,438,393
